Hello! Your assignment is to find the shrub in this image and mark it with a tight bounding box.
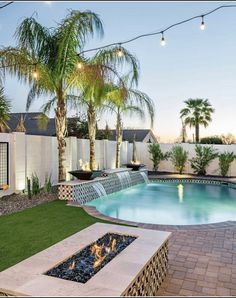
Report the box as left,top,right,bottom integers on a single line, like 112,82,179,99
190,145,218,175
169,145,189,174
148,143,169,171
200,136,223,144
31,173,40,196
44,174,52,193
218,151,236,177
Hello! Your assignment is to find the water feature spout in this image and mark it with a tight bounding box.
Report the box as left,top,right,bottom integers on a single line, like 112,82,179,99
140,172,149,183
116,171,132,189
92,182,107,198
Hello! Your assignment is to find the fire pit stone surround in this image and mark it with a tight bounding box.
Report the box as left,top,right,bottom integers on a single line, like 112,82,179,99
0,223,171,297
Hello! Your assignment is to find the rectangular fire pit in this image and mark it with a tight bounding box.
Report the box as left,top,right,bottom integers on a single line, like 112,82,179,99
45,233,137,284
0,223,171,296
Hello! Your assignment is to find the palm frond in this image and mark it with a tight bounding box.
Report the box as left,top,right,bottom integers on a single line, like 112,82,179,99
41,94,87,115
14,16,51,61
92,45,139,86
54,10,103,78
41,97,57,114
0,86,11,132
127,89,155,127
123,105,145,119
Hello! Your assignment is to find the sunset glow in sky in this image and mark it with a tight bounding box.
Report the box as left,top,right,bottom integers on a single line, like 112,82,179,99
1,1,236,142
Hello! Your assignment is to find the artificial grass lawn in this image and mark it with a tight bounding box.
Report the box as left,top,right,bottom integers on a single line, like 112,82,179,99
0,200,111,272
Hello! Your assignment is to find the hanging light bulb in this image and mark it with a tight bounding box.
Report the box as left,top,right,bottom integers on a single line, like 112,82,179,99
32,65,38,80
160,32,166,46
200,15,205,30
77,62,83,69
117,44,124,57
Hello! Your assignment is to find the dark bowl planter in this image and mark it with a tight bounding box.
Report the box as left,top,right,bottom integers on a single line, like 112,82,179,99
126,163,145,171
91,170,102,179
68,170,102,180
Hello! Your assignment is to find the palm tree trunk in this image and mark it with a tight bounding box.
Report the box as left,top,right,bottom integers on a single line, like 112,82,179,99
87,103,97,170
55,91,67,182
116,111,122,168
195,123,200,143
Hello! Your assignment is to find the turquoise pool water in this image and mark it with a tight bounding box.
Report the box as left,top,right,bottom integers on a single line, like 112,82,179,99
86,182,236,225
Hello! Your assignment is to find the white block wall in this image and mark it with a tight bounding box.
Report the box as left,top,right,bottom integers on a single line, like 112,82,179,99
1,132,236,197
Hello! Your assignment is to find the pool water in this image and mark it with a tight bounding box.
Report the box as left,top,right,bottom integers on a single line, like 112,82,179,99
86,182,236,225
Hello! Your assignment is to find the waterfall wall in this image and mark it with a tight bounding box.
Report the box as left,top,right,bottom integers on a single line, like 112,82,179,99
58,169,148,205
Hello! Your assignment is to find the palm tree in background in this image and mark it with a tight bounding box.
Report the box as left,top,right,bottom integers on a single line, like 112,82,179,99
0,10,104,181
180,98,214,143
102,75,155,168
0,87,11,132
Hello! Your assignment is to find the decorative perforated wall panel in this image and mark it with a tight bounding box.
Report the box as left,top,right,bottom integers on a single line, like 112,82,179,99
122,240,169,296
0,142,9,189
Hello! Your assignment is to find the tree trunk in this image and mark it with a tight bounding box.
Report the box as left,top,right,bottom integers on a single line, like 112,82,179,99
87,103,97,170
116,111,122,168
195,123,200,143
55,90,67,182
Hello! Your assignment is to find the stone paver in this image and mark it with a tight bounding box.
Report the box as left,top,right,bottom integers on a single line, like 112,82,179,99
154,225,236,296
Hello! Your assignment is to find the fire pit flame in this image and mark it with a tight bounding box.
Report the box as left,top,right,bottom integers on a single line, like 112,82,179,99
105,247,111,254
69,261,76,270
91,243,103,259
91,237,117,268
111,239,116,251
93,255,106,268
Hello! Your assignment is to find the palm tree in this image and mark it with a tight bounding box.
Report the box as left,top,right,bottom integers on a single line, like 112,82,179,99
80,47,138,170
103,76,155,168
180,98,214,143
0,87,11,132
42,46,139,170
0,11,104,181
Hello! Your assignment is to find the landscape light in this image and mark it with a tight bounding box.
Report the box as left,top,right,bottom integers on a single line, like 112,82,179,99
160,32,166,46
200,16,205,30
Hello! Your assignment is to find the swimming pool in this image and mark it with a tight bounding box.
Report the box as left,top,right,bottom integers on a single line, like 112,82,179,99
86,181,236,225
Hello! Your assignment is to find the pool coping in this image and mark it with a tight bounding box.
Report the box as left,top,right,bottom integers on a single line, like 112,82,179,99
77,176,236,231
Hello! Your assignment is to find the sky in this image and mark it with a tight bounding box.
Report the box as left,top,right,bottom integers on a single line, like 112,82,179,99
1,1,236,142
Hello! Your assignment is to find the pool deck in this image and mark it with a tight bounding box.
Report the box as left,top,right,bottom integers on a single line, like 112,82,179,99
79,174,236,296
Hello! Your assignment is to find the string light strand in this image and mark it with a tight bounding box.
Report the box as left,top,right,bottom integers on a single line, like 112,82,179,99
79,4,236,55
0,1,14,10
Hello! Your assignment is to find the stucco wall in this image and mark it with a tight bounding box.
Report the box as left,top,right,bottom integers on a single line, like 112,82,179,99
1,132,236,196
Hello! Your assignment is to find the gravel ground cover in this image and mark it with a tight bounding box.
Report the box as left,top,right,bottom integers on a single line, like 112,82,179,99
0,191,57,216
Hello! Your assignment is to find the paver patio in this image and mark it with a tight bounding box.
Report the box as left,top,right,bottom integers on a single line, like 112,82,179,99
154,224,236,296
